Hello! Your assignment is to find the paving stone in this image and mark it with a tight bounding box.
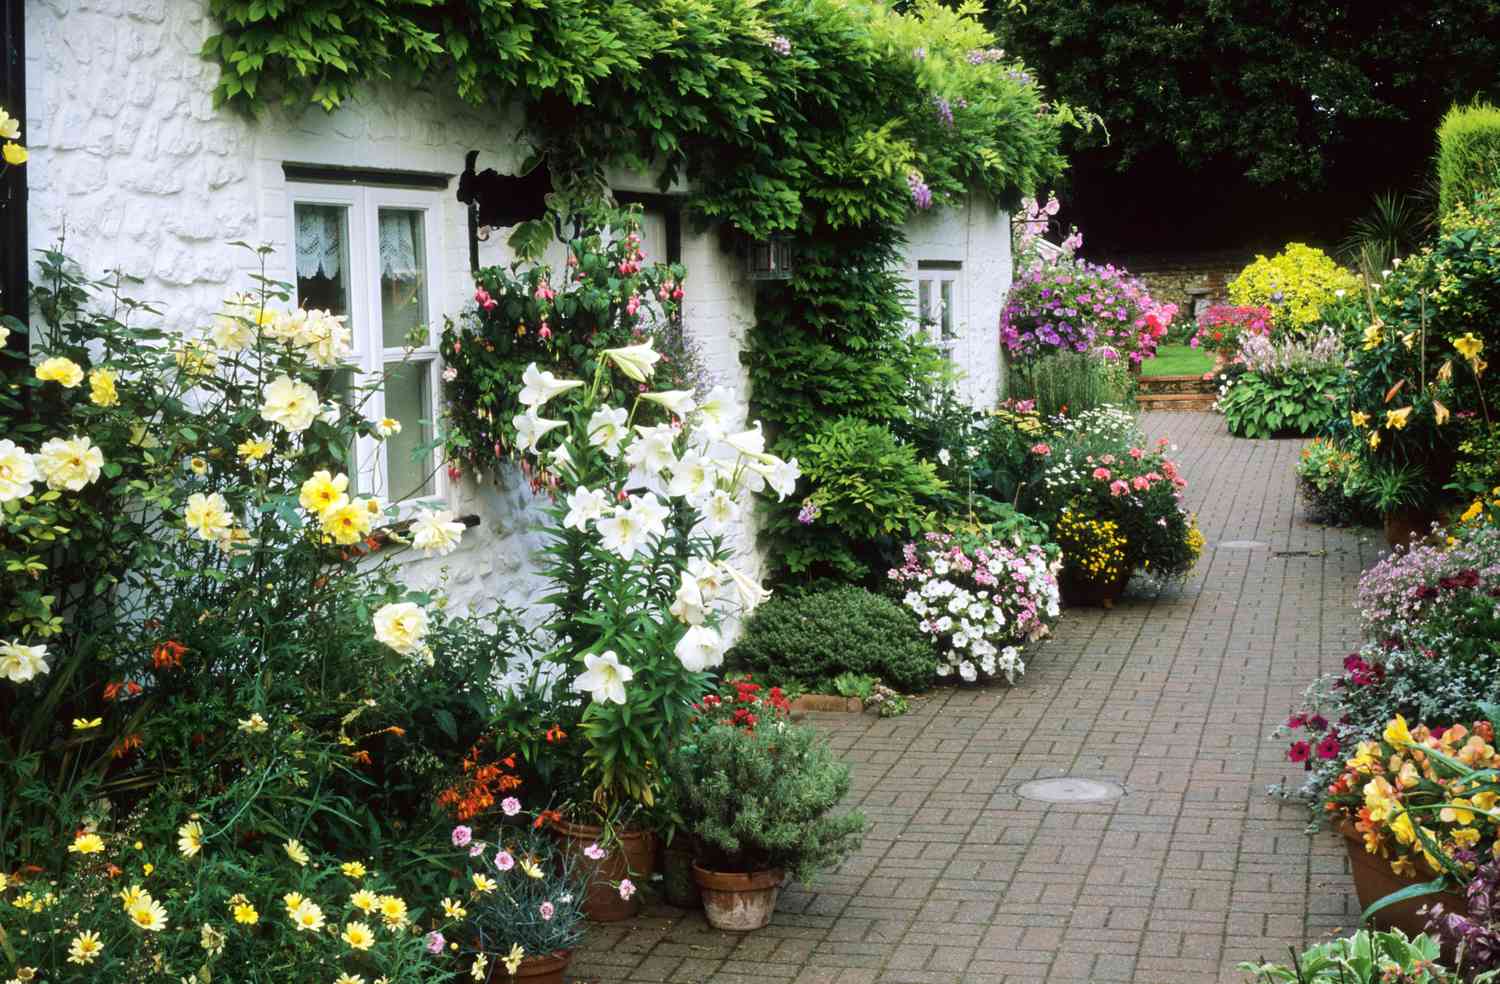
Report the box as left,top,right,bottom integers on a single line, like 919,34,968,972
575,413,1372,982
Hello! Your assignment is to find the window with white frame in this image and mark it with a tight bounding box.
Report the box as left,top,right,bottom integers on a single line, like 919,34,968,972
916,260,962,358
290,183,444,504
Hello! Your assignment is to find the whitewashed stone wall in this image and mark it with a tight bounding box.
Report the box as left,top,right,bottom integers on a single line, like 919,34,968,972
22,0,1010,624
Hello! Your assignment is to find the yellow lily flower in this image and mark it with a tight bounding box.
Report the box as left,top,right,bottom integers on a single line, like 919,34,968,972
1384,406,1412,430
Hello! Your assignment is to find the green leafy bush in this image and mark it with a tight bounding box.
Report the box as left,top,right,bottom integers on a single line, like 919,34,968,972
1237,928,1464,983
765,416,945,582
726,585,937,693
1295,437,1375,526
1228,243,1361,334
1006,349,1134,418
665,717,865,883
1437,101,1500,215
1219,370,1344,438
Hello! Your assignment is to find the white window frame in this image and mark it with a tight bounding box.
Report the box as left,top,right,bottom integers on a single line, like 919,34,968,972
916,262,963,360
288,181,447,510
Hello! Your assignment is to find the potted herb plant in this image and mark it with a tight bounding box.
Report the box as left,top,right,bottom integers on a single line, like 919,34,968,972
665,691,865,931
454,818,588,984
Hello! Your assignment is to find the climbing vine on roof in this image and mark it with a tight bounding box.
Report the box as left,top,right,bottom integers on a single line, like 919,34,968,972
203,0,1070,235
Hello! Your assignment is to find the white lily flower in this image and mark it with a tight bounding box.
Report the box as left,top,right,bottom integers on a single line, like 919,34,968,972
723,423,766,458
573,651,633,705
563,486,611,531
675,625,724,672
602,340,660,382
696,386,736,440
627,493,670,539
702,489,738,531
625,424,677,476
726,565,771,612
596,506,647,559
518,363,584,409
513,409,566,453
765,456,801,500
669,574,706,626
640,389,697,416
687,557,725,602
587,406,629,457
549,441,577,478
667,451,716,500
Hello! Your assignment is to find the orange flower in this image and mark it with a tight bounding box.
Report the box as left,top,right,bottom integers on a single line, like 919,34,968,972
111,733,143,759
351,750,372,765
102,681,143,702
533,809,562,830
545,725,567,743
152,639,188,670
384,726,406,738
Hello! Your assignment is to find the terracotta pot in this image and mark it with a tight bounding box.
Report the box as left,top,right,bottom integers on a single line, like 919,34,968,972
1383,507,1439,549
692,863,784,931
1059,569,1130,609
485,949,572,984
1338,821,1466,936
552,820,656,922
660,841,700,909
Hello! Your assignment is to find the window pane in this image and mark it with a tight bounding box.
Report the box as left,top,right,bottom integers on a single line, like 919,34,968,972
379,209,429,349
918,280,933,327
328,367,360,494
294,203,352,320
940,280,956,339
383,360,434,499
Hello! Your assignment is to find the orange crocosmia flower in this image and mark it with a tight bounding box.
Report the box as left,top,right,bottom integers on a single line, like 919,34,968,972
106,864,124,878
126,681,142,697
533,809,562,830
112,734,143,759
545,726,567,743
502,755,516,768
351,750,372,765
103,682,122,701
152,639,188,668
384,726,406,738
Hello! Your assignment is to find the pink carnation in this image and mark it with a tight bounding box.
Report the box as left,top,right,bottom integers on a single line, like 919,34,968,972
1109,480,1130,496
1092,467,1112,481
1132,475,1150,491
451,825,472,847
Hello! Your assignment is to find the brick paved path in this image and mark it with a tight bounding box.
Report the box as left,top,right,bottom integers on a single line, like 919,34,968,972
573,412,1386,984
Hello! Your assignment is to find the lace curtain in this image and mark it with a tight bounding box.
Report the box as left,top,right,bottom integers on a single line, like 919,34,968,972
295,207,421,281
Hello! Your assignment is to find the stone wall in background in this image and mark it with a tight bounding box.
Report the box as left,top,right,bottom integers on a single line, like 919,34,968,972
1105,249,1259,324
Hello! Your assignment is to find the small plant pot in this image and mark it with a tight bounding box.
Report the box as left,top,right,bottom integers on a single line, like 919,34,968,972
1382,507,1439,549
1338,821,1466,936
660,841,700,909
1059,569,1130,609
486,949,572,984
552,820,656,923
692,863,784,931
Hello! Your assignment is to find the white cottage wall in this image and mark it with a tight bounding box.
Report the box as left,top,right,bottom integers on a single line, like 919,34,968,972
21,0,1010,629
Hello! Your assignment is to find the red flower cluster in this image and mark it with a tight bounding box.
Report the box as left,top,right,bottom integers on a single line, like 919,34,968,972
694,676,791,731
437,738,522,821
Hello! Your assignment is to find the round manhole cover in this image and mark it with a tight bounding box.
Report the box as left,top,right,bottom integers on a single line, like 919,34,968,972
1016,777,1125,804
1218,540,1270,549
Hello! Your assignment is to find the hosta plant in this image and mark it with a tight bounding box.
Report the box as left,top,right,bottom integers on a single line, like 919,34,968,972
887,531,1060,684
1238,928,1480,983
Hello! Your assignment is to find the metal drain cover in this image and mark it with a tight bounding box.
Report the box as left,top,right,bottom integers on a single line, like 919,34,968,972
1218,540,1269,549
1016,777,1125,804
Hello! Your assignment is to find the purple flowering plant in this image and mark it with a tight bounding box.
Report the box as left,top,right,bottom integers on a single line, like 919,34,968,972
1426,860,1500,979
1000,254,1172,366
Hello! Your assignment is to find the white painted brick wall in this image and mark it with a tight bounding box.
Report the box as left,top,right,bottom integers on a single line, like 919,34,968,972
22,0,1012,626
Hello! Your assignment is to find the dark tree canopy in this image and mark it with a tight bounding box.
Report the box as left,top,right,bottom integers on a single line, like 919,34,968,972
994,0,1500,251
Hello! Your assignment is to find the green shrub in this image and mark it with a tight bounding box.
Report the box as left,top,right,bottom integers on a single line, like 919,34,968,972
1237,928,1457,983
764,416,945,583
1295,437,1375,526
1437,101,1500,215
727,585,937,692
1006,349,1134,417
1219,370,1344,439
1227,243,1361,334
665,718,865,882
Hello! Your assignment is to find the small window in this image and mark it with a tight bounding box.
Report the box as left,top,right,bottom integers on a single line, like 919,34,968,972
916,261,962,358
291,183,444,506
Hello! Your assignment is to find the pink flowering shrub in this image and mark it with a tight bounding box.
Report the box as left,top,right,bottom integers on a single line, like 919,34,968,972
1188,304,1271,355
888,532,1061,684
1001,255,1174,366
1356,524,1500,643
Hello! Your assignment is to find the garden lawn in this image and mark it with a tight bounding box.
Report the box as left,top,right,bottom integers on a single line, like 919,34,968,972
1141,343,1214,377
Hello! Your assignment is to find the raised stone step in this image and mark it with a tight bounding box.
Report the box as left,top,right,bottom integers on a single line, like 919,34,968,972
1137,373,1216,396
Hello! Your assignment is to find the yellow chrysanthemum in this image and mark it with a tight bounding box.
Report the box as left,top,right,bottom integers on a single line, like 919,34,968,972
441,897,467,918
233,902,259,925
68,832,105,855
67,930,104,965
284,839,310,866
350,889,379,913
341,920,375,950
129,896,169,932
288,899,325,932
340,860,367,879
177,820,204,858
377,895,408,928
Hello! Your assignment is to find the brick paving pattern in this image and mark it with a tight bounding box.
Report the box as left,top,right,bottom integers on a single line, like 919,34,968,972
573,412,1386,984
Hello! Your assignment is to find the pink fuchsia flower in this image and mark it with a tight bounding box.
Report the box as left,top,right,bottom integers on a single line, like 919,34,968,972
1109,480,1130,496
539,324,552,340
583,843,607,861
495,850,515,872
501,797,521,817
1030,443,1051,455
451,826,472,847
539,901,556,921
1092,467,1112,481
426,931,445,954
618,879,636,900
1131,475,1150,491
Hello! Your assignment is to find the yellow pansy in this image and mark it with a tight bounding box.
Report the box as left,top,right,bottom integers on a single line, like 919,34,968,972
1384,406,1412,430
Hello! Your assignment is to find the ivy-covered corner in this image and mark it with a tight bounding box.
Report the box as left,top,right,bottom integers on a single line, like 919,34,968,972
202,0,1076,586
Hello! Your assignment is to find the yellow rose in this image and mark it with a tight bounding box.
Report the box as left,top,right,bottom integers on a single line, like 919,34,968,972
3,142,27,165
36,356,84,388
237,436,272,462
372,602,428,656
299,470,350,515
320,498,372,545
88,368,119,407
183,492,232,543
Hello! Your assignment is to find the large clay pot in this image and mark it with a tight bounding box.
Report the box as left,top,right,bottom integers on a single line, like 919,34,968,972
1059,569,1131,609
1383,508,1439,549
1339,821,1466,936
659,841,700,909
552,820,656,922
486,949,572,984
692,863,784,931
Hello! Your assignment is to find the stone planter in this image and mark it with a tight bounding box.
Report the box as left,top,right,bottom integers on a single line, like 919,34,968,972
485,949,572,984
659,840,700,909
692,863,784,932
552,820,655,923
1059,569,1131,609
1339,821,1466,936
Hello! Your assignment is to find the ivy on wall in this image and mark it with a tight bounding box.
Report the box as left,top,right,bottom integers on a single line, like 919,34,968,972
203,0,1076,584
